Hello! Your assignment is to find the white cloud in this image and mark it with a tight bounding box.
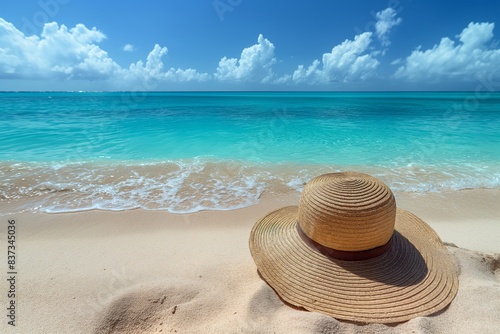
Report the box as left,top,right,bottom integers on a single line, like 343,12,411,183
288,32,379,84
0,18,209,85
126,44,210,83
128,44,168,79
375,8,402,46
215,34,276,82
0,18,119,79
123,44,135,52
217,8,398,86
395,22,500,81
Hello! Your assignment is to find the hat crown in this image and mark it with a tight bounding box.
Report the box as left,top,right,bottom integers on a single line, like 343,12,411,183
298,172,396,252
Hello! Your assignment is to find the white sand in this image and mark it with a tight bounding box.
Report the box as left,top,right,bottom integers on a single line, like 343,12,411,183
0,190,499,333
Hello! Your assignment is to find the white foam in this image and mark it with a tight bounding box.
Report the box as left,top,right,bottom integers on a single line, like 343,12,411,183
32,159,268,214
2,159,500,214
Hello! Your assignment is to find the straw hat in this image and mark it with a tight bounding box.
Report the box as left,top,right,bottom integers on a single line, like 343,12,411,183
249,172,458,324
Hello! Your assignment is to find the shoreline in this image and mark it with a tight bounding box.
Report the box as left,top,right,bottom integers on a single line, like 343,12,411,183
3,158,500,214
0,189,499,333
2,188,499,253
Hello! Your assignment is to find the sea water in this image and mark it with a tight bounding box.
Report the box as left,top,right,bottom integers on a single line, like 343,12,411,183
1,91,499,213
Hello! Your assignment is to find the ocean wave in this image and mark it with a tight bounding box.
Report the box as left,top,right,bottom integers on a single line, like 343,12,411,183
1,159,499,214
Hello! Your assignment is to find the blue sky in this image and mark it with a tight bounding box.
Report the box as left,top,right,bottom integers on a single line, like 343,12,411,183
1,0,500,91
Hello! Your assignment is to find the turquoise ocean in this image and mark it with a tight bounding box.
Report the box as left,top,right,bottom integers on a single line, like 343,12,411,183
1,91,499,213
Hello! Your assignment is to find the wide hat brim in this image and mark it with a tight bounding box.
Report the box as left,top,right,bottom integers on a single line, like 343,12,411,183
249,206,459,324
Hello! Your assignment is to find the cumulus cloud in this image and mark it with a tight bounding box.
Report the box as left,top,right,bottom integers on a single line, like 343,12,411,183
282,5,403,86
375,8,402,46
281,6,399,85
395,22,500,81
0,18,119,79
0,18,209,85
215,34,276,82
123,44,135,52
288,32,379,84
126,44,210,82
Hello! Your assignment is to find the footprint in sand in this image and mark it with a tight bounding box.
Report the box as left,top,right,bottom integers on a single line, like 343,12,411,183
92,280,207,333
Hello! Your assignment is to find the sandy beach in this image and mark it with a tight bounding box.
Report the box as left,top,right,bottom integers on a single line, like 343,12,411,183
2,0,500,331
1,189,499,333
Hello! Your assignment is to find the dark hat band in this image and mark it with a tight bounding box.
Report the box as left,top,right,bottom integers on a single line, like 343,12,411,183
297,223,393,261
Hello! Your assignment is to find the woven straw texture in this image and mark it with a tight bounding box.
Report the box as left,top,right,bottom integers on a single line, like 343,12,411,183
298,172,396,251
249,172,459,324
